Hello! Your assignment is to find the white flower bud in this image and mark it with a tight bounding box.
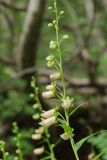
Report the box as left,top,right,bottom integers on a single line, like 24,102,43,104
47,61,54,68
48,23,53,27
42,91,54,99
33,103,40,109
46,55,54,62
39,116,56,127
31,80,35,88
48,7,52,10
30,93,34,98
62,98,73,109
34,147,44,155
50,72,60,80
5,152,9,156
41,109,55,119
53,20,56,24
46,84,54,91
32,114,40,120
32,134,42,140
49,41,57,49
63,35,69,39
14,157,18,160
60,133,69,140
60,11,64,15
16,149,21,154
35,127,44,134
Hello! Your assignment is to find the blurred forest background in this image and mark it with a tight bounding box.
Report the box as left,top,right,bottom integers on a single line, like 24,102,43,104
0,0,107,160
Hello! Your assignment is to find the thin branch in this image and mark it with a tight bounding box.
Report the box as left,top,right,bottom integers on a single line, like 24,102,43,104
0,67,107,95
0,1,26,12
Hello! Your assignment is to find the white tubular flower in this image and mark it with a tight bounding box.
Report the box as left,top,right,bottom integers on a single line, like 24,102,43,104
42,91,54,99
39,116,56,127
34,147,44,155
32,134,42,140
62,97,73,109
46,84,54,91
60,133,69,140
41,109,55,119
50,72,60,80
35,127,44,134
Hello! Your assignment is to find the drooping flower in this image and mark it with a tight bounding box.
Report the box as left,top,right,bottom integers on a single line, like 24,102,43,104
60,132,69,140
35,127,44,134
46,84,54,91
42,91,54,99
39,116,56,127
33,147,45,155
50,72,60,80
41,109,56,119
32,134,42,140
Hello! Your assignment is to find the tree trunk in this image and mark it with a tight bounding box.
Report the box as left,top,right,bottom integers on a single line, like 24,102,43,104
16,0,47,81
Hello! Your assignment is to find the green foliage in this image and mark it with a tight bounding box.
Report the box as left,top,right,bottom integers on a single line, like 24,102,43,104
0,90,33,121
88,132,107,160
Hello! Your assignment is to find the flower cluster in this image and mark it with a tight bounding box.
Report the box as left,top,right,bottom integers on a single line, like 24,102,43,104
40,108,58,127
30,77,42,120
32,126,45,156
0,141,9,159
31,77,56,159
12,122,23,160
41,0,74,136
46,55,55,68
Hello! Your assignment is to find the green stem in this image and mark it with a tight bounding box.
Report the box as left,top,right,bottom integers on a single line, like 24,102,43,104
17,137,23,160
45,129,55,160
54,0,79,160
54,0,66,99
3,148,6,160
19,151,23,160
65,109,79,160
54,0,80,159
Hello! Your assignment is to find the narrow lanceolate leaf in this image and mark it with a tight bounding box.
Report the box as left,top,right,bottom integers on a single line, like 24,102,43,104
41,156,51,160
91,152,103,160
76,130,106,151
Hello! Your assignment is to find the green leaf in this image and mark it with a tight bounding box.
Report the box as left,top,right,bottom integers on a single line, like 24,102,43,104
92,152,103,160
76,131,106,151
59,124,73,134
57,118,66,124
69,102,88,117
41,156,51,160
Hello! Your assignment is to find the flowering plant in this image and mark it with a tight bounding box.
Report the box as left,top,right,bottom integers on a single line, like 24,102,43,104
31,0,106,160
